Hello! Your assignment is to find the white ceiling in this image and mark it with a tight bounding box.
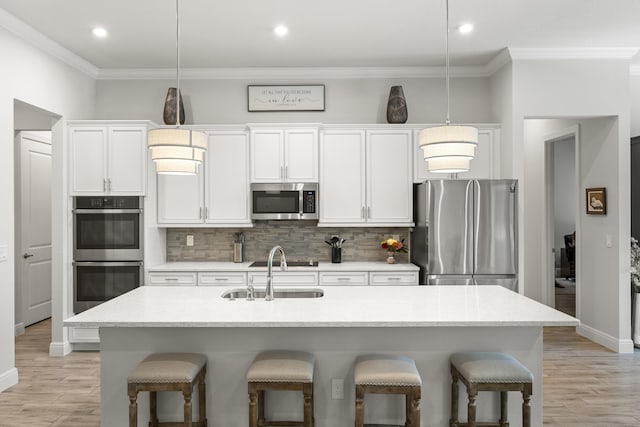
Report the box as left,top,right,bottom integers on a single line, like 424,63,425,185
0,0,639,72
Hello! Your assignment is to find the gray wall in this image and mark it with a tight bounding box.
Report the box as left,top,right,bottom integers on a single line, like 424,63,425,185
96,76,493,124
167,222,410,263
632,136,640,240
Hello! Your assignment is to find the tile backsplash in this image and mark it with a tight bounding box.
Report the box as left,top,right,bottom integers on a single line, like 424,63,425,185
167,221,411,263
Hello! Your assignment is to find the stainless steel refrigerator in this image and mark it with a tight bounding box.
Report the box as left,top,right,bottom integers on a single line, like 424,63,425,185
411,179,518,290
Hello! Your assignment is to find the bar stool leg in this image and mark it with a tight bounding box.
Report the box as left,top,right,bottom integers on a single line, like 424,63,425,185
410,389,421,427
303,382,314,427
128,385,138,427
149,391,158,426
499,391,508,427
467,386,478,427
183,388,193,427
248,384,258,427
258,389,266,426
405,392,412,427
523,388,532,427
355,385,364,427
450,367,459,427
198,370,206,426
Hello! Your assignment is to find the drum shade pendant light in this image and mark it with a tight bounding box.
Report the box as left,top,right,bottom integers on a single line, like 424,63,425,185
148,0,207,175
419,0,477,173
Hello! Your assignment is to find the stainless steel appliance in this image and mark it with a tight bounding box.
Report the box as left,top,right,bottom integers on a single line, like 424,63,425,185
73,261,143,313
73,196,144,261
411,179,518,290
73,196,144,313
251,183,318,220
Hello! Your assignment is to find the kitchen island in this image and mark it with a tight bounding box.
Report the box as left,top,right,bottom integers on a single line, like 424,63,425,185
65,285,577,426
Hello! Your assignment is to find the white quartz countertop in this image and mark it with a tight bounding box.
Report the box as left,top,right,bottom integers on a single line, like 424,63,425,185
65,285,578,328
148,261,419,272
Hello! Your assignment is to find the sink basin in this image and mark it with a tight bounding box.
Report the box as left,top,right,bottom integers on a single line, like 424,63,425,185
222,288,324,300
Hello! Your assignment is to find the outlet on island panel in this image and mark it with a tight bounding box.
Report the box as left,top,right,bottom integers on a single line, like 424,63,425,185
186,235,194,247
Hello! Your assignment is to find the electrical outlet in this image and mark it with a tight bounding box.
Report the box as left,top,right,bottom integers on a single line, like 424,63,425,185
186,235,194,247
331,378,344,399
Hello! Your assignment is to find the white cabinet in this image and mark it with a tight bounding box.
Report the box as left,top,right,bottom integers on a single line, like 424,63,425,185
248,271,319,287
319,128,413,226
250,127,318,182
413,126,500,182
148,272,197,286
69,124,147,195
319,272,368,286
369,271,419,286
198,272,247,286
157,129,251,226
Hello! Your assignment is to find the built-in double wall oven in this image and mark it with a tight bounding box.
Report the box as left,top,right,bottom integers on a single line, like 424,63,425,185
73,196,143,313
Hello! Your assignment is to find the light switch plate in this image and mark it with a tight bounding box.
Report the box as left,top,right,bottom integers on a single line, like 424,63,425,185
331,378,344,399
0,245,7,262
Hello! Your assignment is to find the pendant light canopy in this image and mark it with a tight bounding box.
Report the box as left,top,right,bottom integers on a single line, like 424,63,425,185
419,0,478,174
148,0,207,175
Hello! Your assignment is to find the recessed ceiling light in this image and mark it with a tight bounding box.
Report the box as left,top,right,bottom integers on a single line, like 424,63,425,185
458,23,474,34
92,27,108,38
274,25,288,37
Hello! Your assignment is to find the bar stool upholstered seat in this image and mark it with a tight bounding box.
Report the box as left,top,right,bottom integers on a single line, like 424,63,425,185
354,354,422,427
450,352,533,427
247,350,315,427
127,352,207,427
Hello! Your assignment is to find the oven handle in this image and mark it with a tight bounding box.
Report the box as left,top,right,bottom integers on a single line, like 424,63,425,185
73,209,143,214
73,261,144,267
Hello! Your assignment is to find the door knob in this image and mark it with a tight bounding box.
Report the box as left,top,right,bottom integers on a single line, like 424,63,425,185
23,253,34,259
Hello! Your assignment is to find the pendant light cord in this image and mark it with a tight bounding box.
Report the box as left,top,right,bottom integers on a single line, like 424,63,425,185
445,0,450,126
175,0,181,128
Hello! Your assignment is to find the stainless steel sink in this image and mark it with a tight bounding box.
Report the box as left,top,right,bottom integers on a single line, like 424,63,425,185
222,288,324,300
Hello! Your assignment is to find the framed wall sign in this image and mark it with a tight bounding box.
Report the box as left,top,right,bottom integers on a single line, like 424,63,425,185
586,187,606,215
247,85,325,112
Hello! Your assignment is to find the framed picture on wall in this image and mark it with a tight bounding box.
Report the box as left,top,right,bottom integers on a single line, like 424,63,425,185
247,85,325,112
586,187,606,215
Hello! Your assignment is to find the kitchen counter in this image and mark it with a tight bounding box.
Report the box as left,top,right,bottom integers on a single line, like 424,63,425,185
147,261,419,272
65,286,577,426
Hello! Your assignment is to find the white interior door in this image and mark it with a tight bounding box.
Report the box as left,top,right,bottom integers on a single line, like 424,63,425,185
19,132,52,327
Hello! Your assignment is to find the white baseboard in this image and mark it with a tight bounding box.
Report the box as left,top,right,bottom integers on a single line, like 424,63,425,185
577,324,635,353
0,367,19,393
49,340,72,357
14,322,25,336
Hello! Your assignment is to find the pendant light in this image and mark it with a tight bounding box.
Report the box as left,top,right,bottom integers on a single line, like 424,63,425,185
148,0,207,175
419,0,478,174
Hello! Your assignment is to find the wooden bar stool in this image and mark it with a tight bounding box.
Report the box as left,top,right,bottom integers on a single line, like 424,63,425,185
354,354,422,427
247,350,315,427
127,352,208,427
450,352,533,427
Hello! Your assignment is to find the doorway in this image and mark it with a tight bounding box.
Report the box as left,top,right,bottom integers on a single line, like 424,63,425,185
13,100,57,336
544,126,579,317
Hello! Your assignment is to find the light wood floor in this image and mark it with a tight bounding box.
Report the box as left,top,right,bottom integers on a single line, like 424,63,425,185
0,320,638,426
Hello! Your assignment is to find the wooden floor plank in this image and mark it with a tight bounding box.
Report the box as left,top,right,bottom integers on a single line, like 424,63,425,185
0,319,638,426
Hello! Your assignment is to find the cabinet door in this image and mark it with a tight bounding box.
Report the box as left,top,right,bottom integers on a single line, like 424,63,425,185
205,131,251,224
366,130,412,224
156,166,205,224
251,130,284,182
108,126,146,195
284,128,318,182
319,130,366,224
70,127,107,194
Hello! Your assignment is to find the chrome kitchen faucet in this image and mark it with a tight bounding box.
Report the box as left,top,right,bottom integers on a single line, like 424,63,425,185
266,246,288,301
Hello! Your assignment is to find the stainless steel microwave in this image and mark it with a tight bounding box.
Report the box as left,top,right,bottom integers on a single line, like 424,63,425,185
251,183,318,220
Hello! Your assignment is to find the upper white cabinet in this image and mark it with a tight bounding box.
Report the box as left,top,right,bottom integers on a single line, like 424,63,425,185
250,127,318,182
319,128,413,226
157,129,251,226
413,126,500,182
69,123,148,195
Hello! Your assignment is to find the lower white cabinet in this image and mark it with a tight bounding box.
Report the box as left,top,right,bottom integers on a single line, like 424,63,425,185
248,272,319,287
319,272,368,286
148,272,197,286
369,271,419,285
198,272,247,286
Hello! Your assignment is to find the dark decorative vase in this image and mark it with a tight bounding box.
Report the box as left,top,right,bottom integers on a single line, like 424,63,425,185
386,85,408,124
163,87,185,125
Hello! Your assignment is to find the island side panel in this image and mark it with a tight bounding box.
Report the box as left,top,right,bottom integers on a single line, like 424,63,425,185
100,326,543,427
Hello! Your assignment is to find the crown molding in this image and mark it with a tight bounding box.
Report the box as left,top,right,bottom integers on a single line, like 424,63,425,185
0,8,99,78
96,65,493,80
484,49,512,75
508,47,639,60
